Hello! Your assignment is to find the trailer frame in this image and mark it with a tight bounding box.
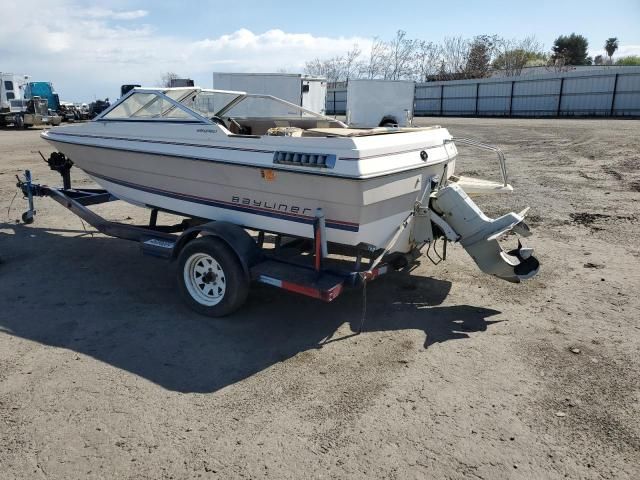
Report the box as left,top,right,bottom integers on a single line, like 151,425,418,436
16,157,413,317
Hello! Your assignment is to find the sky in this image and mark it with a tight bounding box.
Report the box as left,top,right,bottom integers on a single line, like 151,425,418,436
1,0,639,102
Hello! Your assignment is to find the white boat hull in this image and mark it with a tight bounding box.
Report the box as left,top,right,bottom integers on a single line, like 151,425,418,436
46,138,455,253
93,174,415,248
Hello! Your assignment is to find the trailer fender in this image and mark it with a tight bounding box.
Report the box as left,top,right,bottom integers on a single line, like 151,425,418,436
379,115,398,127
172,221,262,278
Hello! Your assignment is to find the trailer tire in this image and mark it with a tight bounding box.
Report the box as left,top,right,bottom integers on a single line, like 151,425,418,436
176,236,249,317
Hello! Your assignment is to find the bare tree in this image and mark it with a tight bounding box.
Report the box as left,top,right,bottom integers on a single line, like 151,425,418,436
343,44,362,82
439,36,470,79
305,45,362,83
304,58,325,77
546,54,570,73
493,36,544,76
159,72,180,87
362,37,388,79
386,30,418,80
414,41,441,81
307,32,550,83
305,57,343,83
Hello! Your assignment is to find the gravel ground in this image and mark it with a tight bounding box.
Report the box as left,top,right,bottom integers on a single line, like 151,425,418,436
0,118,639,479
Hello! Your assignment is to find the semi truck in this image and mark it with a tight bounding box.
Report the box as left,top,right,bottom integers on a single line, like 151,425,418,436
0,73,61,128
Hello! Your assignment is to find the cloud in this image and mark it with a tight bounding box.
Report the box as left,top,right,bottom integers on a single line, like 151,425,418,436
189,29,371,71
81,8,149,20
590,44,640,59
0,2,369,101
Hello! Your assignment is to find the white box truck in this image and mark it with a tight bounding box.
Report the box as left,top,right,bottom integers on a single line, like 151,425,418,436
346,79,415,127
212,73,327,114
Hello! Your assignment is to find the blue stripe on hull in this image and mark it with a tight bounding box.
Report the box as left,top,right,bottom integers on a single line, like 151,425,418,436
89,171,361,233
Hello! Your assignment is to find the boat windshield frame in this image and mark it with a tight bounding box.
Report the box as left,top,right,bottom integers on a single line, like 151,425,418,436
95,87,345,127
95,88,222,123
211,91,339,123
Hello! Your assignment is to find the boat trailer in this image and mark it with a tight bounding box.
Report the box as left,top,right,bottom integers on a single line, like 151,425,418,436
16,150,539,317
15,154,416,319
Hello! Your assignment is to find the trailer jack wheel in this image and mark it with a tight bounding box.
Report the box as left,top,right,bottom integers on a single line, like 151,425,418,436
177,236,249,317
21,211,34,224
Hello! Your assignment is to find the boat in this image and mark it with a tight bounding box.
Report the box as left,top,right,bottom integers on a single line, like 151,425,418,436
41,87,539,283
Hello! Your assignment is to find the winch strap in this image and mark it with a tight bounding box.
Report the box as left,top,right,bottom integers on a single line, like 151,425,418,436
367,211,414,273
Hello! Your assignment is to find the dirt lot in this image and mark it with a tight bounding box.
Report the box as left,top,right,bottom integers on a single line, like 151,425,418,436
1,118,639,479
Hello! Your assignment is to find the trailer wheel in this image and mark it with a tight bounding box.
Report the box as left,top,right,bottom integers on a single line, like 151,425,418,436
177,236,249,317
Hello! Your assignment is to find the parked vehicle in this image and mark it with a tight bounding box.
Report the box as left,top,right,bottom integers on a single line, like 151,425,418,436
0,73,61,128
169,78,194,88
58,102,90,122
88,98,110,118
24,81,60,111
213,73,327,114
345,79,415,127
120,84,141,97
58,102,77,121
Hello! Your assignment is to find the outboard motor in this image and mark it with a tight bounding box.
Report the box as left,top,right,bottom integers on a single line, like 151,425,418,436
431,183,539,283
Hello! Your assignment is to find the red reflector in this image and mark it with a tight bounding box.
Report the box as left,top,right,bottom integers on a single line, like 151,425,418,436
280,281,344,302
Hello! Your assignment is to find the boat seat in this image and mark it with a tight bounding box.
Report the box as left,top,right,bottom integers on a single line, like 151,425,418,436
228,118,345,136
266,127,304,137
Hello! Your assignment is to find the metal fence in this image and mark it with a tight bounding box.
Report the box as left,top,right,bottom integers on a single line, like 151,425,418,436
326,88,347,115
326,67,640,117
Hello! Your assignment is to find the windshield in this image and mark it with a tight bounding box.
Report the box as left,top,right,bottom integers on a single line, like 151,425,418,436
103,92,192,120
180,91,243,118
216,95,320,119
176,89,327,121
99,88,339,127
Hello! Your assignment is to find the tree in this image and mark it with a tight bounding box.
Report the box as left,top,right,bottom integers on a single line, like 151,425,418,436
343,44,362,82
307,32,564,83
493,36,545,76
464,35,500,78
304,57,344,83
305,44,363,84
386,30,418,80
159,72,180,87
604,37,619,62
414,41,441,81
439,36,470,80
594,55,604,65
551,33,590,65
615,55,640,66
362,37,388,79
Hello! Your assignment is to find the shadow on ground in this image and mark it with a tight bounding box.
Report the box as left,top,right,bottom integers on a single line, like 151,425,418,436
0,225,501,393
